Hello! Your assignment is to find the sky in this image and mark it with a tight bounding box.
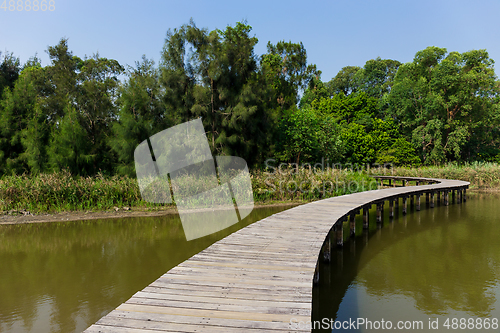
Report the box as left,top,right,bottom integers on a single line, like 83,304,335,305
1,0,500,82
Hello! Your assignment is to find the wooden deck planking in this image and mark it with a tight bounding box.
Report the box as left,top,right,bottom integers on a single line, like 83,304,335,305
84,176,469,332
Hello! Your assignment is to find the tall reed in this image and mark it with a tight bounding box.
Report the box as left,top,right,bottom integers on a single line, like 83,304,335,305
378,162,500,189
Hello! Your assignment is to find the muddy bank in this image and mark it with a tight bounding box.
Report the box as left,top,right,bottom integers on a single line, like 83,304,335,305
0,202,301,225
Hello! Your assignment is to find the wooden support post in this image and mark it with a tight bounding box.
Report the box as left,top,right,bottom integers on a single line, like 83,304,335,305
426,192,430,204
376,202,383,223
313,263,320,285
395,197,399,209
389,200,394,218
416,194,421,211
336,220,344,247
416,181,420,186
458,189,462,203
437,191,441,205
463,188,467,202
363,206,370,229
388,179,392,187
380,179,384,188
403,180,407,187
349,213,356,237
444,191,449,206
452,190,456,204
323,233,331,263
410,194,414,207
430,192,435,208
402,196,407,215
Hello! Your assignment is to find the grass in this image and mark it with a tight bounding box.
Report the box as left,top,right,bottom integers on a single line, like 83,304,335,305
0,170,146,213
1,162,498,214
376,162,500,189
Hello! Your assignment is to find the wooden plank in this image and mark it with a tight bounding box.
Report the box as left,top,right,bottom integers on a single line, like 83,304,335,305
106,310,296,331
141,286,311,302
131,291,311,309
116,303,309,324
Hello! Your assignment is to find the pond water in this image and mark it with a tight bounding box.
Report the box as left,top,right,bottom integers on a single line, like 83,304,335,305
3,193,499,333
0,205,295,333
312,193,500,332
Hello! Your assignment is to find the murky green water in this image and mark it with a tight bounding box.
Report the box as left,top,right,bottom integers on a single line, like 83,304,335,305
0,205,295,333
313,193,500,332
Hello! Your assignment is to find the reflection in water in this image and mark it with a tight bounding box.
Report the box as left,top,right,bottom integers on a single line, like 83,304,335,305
313,194,500,332
0,205,295,333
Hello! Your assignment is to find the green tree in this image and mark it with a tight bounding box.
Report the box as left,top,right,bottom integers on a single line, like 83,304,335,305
75,54,124,173
340,122,375,165
276,107,321,166
311,91,378,126
111,56,165,176
160,25,196,126
298,77,332,108
159,20,280,166
329,65,362,96
339,118,420,166
44,38,82,121
388,47,500,164
356,57,401,99
263,40,320,109
48,102,94,175
20,102,49,174
0,51,21,99
0,66,48,174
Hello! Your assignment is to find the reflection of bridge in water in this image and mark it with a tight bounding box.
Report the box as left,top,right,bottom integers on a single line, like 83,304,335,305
84,176,469,332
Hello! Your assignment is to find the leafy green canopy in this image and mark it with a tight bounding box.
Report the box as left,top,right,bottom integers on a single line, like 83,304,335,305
388,47,500,164
0,39,123,175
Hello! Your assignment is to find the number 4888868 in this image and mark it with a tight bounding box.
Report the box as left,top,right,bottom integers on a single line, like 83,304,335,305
1,0,55,11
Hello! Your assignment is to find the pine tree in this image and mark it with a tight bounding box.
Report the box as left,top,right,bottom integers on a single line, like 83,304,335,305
48,102,94,175
110,56,165,176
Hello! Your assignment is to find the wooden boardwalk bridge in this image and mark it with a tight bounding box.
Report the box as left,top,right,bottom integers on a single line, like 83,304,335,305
84,176,469,333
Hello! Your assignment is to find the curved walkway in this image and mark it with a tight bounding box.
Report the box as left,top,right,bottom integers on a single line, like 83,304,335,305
84,176,469,333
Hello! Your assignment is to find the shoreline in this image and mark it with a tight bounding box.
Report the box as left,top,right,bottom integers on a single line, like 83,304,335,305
0,202,302,225
0,188,497,226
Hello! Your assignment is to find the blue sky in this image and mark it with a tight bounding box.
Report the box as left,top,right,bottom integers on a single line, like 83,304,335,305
1,0,500,81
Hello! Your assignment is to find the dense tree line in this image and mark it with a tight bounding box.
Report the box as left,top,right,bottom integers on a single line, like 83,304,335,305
1,21,499,177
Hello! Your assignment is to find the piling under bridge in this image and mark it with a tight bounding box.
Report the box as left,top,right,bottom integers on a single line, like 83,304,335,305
84,176,469,333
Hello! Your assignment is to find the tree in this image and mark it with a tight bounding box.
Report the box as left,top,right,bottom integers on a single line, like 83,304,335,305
329,66,361,96
160,25,196,126
276,107,321,166
263,40,320,109
311,91,378,126
44,38,81,121
48,102,94,175
298,77,332,109
356,57,401,99
0,66,48,174
339,118,420,166
75,54,124,173
340,122,375,165
159,20,280,166
111,56,165,176
20,102,49,174
0,38,124,176
387,47,500,164
0,51,21,99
